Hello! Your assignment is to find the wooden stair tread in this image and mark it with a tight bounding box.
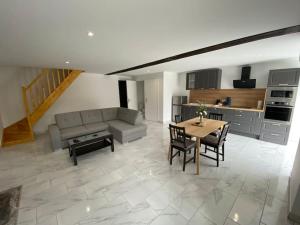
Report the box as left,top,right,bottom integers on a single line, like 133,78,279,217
2,118,34,147
2,69,82,147
1,69,82,147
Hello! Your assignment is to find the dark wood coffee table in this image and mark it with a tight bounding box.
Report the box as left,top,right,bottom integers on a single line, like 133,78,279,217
68,131,114,165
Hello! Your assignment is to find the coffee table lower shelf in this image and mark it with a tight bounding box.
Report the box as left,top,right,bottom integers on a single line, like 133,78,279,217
68,131,114,166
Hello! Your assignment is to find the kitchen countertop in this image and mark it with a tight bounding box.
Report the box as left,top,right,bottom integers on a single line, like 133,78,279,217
183,103,264,112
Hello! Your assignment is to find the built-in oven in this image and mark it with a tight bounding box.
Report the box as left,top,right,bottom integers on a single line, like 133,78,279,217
264,104,293,123
266,86,297,106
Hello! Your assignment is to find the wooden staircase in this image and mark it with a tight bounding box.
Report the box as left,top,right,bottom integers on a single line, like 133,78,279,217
1,69,82,147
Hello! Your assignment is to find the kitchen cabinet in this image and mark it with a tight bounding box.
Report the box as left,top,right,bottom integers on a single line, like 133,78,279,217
260,121,290,145
253,112,264,135
186,72,196,89
228,110,255,135
186,68,222,90
182,105,264,138
268,69,300,87
181,105,198,121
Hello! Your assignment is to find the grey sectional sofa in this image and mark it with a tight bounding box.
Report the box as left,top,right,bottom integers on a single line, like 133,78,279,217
48,107,147,151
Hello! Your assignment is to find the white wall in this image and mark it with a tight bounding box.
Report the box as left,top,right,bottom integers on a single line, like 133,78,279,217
34,73,120,133
163,71,189,122
134,71,188,122
0,66,40,127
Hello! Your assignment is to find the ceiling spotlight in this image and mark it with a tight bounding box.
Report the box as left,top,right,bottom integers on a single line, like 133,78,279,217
87,31,94,37
65,61,70,64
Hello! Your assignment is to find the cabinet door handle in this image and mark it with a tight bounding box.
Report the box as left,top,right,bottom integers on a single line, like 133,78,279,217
278,84,289,86
233,122,240,126
235,115,242,117
272,123,281,126
271,133,280,136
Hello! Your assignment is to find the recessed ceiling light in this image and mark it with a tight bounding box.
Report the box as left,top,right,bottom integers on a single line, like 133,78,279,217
87,31,94,37
65,61,70,64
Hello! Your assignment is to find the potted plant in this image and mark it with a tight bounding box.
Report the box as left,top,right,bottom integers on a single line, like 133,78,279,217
197,101,207,126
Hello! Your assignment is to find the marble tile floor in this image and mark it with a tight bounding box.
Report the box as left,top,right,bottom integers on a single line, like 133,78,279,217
0,121,299,225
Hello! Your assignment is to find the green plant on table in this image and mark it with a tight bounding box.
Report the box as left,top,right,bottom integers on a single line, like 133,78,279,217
196,101,208,118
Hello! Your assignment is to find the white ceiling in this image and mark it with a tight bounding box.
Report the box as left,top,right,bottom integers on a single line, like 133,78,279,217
0,0,299,75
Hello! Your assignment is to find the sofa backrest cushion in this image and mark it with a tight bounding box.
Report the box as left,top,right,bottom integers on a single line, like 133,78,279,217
80,109,103,124
55,111,83,129
117,107,143,125
102,107,119,121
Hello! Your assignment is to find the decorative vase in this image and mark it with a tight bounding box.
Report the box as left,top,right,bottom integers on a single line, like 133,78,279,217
199,115,204,127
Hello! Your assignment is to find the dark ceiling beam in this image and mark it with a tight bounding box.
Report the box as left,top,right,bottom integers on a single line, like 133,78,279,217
106,25,300,75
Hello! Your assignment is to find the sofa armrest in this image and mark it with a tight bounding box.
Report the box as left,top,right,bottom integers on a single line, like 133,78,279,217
134,112,143,125
48,124,62,151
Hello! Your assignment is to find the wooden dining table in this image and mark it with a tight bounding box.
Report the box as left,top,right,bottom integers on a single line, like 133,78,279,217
175,117,227,175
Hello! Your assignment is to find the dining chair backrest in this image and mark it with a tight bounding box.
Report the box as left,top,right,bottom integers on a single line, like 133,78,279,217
209,113,223,121
218,122,231,144
169,124,187,148
174,115,182,124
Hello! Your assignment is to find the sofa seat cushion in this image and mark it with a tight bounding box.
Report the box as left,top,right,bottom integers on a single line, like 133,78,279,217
60,126,88,140
102,108,118,121
55,112,83,129
85,122,109,133
118,107,142,125
81,109,103,124
107,120,146,136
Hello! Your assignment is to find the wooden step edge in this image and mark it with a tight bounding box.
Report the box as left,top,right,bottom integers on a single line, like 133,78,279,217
2,136,34,147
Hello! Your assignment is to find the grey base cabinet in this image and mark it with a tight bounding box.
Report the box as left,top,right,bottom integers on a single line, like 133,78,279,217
182,105,263,138
181,105,198,121
181,105,290,145
260,121,290,145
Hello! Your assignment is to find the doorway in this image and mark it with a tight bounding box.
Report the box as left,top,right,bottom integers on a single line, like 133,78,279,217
118,80,128,108
118,80,138,110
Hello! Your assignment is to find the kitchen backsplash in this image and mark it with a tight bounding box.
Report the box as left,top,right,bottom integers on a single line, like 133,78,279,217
189,88,266,109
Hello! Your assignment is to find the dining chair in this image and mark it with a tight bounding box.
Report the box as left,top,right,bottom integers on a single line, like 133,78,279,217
174,115,192,140
169,124,196,171
174,115,183,124
200,122,230,167
208,113,223,121
208,113,223,138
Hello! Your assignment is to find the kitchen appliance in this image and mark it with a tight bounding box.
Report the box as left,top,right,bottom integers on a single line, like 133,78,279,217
264,104,293,123
233,66,256,88
266,86,298,107
223,97,232,106
172,96,188,122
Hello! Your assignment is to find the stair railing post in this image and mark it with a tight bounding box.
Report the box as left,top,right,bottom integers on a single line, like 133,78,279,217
57,69,61,85
22,86,34,139
52,69,56,89
46,69,51,95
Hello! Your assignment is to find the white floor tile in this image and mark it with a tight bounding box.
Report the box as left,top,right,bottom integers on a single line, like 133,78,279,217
0,121,297,225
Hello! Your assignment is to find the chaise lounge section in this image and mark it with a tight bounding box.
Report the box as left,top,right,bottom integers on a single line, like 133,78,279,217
48,107,146,151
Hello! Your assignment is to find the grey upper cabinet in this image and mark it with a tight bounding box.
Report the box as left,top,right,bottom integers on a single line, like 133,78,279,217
186,68,222,90
207,69,222,89
268,69,300,87
186,72,196,89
